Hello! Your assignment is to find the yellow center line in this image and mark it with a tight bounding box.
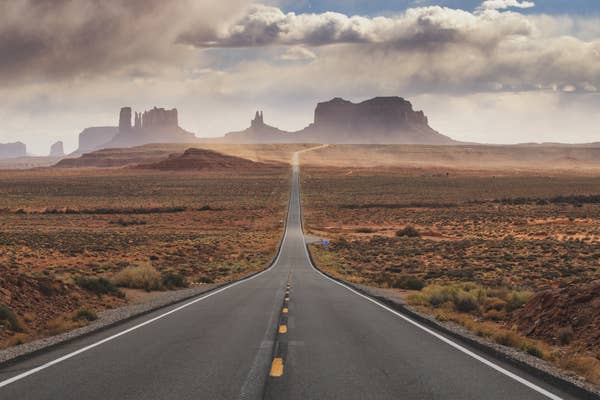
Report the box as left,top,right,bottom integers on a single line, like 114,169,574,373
282,308,288,313
285,297,290,302
279,325,288,334
270,358,284,377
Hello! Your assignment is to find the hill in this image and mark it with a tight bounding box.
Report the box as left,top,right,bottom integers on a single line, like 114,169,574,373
135,148,279,171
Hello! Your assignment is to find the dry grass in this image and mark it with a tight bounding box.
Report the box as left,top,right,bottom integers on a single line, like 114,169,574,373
112,264,162,291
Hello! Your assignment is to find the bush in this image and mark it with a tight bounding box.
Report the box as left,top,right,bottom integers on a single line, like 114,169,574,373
522,343,544,358
197,276,214,284
0,304,22,332
77,277,124,297
112,264,162,291
73,308,97,322
355,227,375,233
494,331,521,347
392,275,426,291
558,326,574,345
162,272,188,289
453,292,479,313
505,292,529,312
396,226,421,238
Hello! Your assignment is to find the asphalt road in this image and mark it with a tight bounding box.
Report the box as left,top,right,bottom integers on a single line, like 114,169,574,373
0,153,586,400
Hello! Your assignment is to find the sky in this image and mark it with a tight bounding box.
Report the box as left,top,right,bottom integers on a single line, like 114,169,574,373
1,0,599,154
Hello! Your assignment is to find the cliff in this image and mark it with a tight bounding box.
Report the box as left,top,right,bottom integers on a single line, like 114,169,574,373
298,97,456,144
0,142,27,158
223,111,300,143
221,97,457,145
49,141,65,157
77,127,118,153
104,107,197,148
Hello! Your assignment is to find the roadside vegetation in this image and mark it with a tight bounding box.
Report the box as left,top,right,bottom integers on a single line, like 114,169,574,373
303,166,600,386
0,167,289,350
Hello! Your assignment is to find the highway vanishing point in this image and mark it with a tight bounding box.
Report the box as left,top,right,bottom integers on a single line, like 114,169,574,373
0,150,589,400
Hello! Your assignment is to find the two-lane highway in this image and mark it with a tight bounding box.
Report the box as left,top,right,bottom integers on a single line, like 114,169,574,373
0,151,585,399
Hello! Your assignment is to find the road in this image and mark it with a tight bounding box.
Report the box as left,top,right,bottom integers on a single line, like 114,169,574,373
0,151,585,399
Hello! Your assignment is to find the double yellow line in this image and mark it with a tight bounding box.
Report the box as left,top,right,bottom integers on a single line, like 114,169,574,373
270,279,292,377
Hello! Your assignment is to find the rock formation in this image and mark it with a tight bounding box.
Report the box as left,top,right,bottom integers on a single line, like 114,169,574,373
76,127,119,153
104,107,196,148
221,97,457,145
298,97,455,144
223,111,299,143
0,142,27,158
49,141,65,157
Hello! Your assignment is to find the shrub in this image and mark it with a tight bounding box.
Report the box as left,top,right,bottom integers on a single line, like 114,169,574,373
76,277,124,297
0,304,22,332
505,292,530,312
197,276,215,284
494,331,521,347
161,272,188,289
73,309,98,322
396,226,421,238
112,264,162,291
392,275,426,291
522,343,544,359
558,326,574,345
355,227,375,233
453,292,479,313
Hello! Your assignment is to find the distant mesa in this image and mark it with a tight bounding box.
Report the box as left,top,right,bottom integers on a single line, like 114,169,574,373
0,141,27,159
136,147,276,171
223,111,299,143
105,106,197,148
300,97,456,145
74,107,197,153
222,97,457,145
76,126,119,153
49,141,65,157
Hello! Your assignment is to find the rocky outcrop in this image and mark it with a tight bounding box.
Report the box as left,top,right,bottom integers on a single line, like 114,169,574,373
0,142,27,158
221,97,458,145
512,280,600,357
77,127,118,153
223,111,300,143
298,97,456,144
49,141,65,157
105,107,196,148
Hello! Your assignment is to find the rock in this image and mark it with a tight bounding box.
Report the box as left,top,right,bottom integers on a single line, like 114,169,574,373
0,142,27,158
77,127,119,153
222,97,458,145
104,106,196,148
300,96,455,144
49,141,65,157
512,280,600,356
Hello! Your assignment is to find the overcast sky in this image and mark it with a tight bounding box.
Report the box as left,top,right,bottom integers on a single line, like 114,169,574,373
1,0,599,154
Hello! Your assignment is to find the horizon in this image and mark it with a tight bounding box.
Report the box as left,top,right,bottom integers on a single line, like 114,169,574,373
1,0,600,154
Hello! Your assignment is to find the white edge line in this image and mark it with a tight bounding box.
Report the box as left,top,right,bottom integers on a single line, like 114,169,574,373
303,244,564,400
0,210,290,389
293,160,564,400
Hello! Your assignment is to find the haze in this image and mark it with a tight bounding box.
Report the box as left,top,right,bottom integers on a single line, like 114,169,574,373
1,0,599,154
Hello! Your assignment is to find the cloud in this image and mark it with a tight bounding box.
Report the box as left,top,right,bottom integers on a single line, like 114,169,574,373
280,46,317,61
477,0,535,12
0,0,249,84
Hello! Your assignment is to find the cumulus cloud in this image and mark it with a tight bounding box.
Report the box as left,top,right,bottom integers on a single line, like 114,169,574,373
0,0,248,84
477,0,535,11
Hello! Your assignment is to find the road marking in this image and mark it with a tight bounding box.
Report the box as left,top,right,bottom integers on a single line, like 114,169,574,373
284,297,290,302
278,325,288,334
269,358,284,377
293,154,564,400
304,245,564,400
282,308,288,314
0,211,292,390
